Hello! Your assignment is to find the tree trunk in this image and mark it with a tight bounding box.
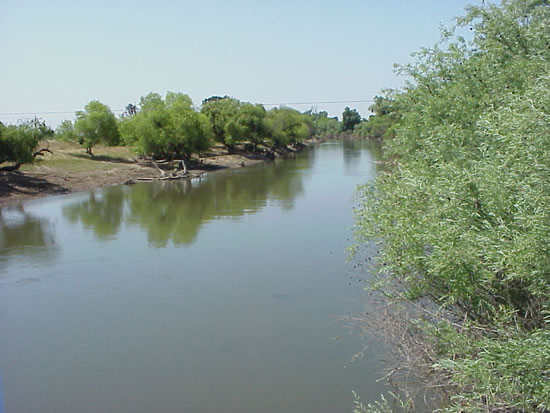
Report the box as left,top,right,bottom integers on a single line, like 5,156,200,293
0,148,52,172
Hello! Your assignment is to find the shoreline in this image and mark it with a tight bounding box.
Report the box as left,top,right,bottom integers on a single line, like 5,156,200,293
0,139,321,208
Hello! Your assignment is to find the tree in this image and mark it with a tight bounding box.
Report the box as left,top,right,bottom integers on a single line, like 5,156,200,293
122,92,212,160
200,96,241,150
125,103,138,117
305,110,342,138
225,103,268,150
353,94,399,139
55,120,77,142
0,118,54,171
74,100,121,156
341,107,361,131
266,107,311,148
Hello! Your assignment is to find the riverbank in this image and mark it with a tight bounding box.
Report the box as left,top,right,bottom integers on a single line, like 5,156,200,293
0,139,317,208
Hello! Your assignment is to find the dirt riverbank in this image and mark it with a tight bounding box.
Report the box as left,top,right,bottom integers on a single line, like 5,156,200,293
0,140,313,208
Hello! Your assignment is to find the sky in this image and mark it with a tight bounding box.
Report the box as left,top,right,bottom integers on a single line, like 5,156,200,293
0,0,487,127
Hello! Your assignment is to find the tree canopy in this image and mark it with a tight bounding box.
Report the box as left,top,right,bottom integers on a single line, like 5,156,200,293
225,103,269,150
200,96,241,150
266,107,312,149
341,106,361,131
353,94,399,140
74,100,121,155
119,92,212,160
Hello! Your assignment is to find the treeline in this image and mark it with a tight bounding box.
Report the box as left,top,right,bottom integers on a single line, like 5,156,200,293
55,93,316,159
354,0,550,412
0,93,375,171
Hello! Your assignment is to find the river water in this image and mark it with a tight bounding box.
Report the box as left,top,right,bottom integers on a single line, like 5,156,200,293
0,140,387,413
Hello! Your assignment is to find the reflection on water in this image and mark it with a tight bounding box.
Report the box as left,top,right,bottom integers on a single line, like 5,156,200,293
64,188,125,239
63,151,313,246
0,206,57,272
343,139,383,176
0,140,387,413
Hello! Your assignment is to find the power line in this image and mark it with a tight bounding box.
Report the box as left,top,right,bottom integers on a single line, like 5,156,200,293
0,109,125,116
0,99,374,117
262,99,374,106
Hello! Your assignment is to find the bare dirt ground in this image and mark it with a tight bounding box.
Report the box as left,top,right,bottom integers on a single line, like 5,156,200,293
0,140,292,207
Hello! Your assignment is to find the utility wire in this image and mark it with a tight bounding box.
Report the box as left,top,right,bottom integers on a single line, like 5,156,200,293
0,99,374,117
0,109,125,116
263,99,374,106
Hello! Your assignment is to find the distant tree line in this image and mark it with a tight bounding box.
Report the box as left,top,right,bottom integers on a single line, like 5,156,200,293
1,93,380,170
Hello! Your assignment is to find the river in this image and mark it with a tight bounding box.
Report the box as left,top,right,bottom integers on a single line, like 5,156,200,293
0,140,388,413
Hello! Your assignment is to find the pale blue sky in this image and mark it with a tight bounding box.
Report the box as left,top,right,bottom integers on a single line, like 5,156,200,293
1,0,486,126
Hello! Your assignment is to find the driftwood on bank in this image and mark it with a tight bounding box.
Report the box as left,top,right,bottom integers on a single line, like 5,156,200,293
132,159,188,182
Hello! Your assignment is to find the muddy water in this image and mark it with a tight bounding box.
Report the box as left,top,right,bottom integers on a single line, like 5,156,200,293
0,140,387,413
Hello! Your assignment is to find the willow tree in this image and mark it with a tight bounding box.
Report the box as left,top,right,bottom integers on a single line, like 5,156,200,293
200,96,241,151
0,118,54,171
120,92,212,160
354,1,550,410
225,103,268,150
74,100,121,156
266,107,311,148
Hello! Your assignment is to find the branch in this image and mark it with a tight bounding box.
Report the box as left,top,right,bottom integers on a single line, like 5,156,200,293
33,148,53,158
151,159,166,177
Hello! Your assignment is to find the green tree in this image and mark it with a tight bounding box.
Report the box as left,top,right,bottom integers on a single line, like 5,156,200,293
305,110,342,138
353,94,399,140
0,118,54,171
225,103,268,150
122,92,212,160
266,107,311,148
200,96,241,150
342,107,361,131
55,120,77,142
74,100,121,156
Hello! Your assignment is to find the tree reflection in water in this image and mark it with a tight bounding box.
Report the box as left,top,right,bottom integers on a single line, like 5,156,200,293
0,206,58,272
62,151,314,247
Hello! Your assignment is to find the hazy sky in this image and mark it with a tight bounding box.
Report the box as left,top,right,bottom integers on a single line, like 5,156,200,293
1,0,485,126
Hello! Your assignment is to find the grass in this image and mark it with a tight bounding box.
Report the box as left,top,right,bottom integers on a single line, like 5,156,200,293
20,140,137,173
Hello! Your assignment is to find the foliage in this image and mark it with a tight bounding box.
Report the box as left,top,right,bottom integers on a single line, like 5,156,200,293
354,0,550,410
120,92,212,160
74,100,121,155
265,107,312,148
342,106,361,131
432,326,550,412
55,120,77,142
305,110,342,138
353,94,400,140
353,393,393,413
200,96,241,149
124,103,138,117
0,118,54,168
225,103,268,149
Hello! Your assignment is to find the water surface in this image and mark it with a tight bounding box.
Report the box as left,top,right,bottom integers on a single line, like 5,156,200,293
0,140,387,413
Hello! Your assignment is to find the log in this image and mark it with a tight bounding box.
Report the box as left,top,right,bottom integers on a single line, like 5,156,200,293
151,159,166,177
